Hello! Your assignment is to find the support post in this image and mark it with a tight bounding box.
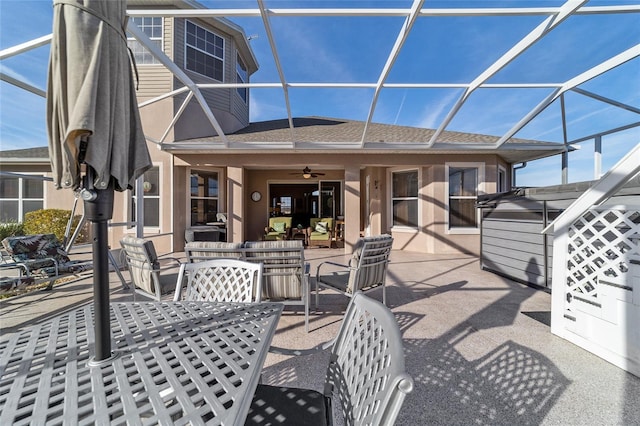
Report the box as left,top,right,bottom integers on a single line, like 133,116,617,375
82,170,115,363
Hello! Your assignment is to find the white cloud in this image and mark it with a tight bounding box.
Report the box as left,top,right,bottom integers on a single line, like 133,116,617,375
415,90,460,130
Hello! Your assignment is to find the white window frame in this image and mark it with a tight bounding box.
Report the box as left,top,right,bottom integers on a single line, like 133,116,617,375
445,162,485,235
184,20,225,82
127,165,161,232
127,17,163,65
498,165,508,193
0,174,45,223
236,52,248,103
389,167,420,232
188,168,222,227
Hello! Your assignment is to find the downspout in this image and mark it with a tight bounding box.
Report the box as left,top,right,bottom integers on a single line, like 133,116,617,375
512,162,527,187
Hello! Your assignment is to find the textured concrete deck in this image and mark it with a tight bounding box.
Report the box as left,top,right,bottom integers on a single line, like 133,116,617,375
1,249,639,425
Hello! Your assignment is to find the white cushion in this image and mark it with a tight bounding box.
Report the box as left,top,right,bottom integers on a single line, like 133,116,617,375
315,221,328,233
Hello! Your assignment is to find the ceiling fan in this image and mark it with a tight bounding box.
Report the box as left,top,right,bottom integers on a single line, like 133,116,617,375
290,166,325,179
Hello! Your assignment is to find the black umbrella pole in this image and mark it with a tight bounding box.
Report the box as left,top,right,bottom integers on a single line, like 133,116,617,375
83,177,115,363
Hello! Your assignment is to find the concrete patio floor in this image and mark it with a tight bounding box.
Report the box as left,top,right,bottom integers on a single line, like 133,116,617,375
1,248,639,425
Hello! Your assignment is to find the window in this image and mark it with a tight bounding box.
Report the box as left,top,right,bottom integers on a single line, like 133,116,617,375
185,21,224,81
190,171,219,225
498,165,507,193
0,175,44,222
131,167,160,228
236,53,248,102
391,170,418,228
127,17,162,64
447,164,484,231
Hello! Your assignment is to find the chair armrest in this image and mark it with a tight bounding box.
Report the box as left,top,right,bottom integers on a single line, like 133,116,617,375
315,260,349,277
0,262,30,276
157,255,183,268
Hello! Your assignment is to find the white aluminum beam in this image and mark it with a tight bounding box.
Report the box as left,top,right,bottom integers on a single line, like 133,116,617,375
571,87,640,115
360,0,425,147
126,5,640,19
543,142,640,234
426,0,588,147
0,34,51,60
495,43,640,148
0,73,46,98
160,92,194,143
127,19,229,146
257,0,295,148
568,121,640,144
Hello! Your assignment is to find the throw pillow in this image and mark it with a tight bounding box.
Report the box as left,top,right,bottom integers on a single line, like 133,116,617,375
315,221,328,233
273,222,286,233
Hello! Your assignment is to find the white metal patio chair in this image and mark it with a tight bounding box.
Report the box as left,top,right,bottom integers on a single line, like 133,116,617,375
119,236,182,301
173,258,263,303
245,292,414,425
314,234,393,308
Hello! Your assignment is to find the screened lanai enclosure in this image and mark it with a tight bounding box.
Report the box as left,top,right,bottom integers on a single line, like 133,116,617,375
1,0,639,375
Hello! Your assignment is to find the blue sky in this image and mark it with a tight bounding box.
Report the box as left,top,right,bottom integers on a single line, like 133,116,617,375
1,0,639,187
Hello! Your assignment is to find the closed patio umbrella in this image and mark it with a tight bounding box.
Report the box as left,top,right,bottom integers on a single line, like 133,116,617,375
47,0,152,362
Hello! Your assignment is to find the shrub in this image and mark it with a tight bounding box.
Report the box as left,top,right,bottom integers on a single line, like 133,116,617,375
23,209,89,244
0,221,25,241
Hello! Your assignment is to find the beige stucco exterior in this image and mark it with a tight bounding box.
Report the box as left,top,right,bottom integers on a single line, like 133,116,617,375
0,2,537,259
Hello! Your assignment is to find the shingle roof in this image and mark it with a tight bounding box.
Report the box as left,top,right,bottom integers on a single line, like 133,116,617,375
0,147,49,160
0,117,566,165
183,116,560,147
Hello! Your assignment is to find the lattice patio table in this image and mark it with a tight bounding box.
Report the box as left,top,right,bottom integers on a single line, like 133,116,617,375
0,301,283,425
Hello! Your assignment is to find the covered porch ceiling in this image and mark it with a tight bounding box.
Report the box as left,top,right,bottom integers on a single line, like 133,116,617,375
2,0,639,162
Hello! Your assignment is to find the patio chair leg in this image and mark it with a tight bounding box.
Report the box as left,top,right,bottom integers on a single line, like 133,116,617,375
45,279,55,291
108,250,129,290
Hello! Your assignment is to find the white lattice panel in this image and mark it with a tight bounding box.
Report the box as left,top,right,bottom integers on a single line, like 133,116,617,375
565,209,640,308
555,207,640,377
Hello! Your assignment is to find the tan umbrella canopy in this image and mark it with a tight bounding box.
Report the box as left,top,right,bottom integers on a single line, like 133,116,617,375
46,0,152,362
47,0,151,192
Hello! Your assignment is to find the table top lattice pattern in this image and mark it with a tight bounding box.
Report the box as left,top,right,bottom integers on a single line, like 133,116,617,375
0,301,282,425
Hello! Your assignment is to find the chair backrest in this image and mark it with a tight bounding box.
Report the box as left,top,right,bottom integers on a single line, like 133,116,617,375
348,234,393,294
309,217,334,233
184,241,244,262
174,259,262,303
243,240,305,300
120,236,161,298
327,292,413,425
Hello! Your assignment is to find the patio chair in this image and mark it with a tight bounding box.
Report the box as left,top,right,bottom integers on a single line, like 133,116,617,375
119,236,182,301
243,240,311,332
314,234,393,308
1,233,93,291
307,217,335,248
264,217,292,240
173,258,262,303
246,292,414,425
